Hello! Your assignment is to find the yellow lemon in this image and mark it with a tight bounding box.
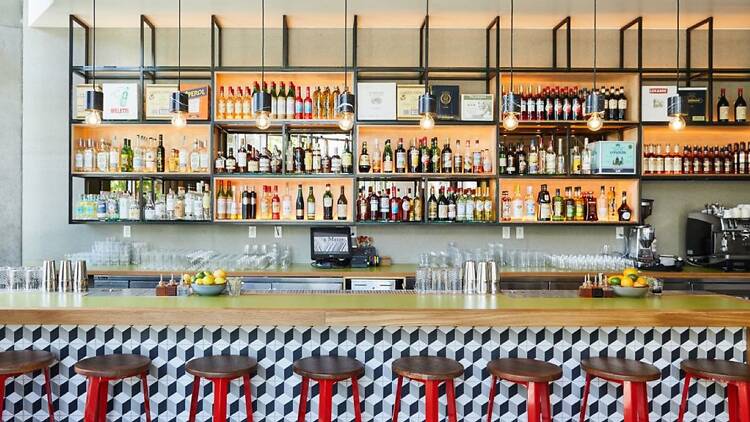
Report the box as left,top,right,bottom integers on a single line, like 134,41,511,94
213,269,227,279
215,277,226,285
203,277,215,285
194,278,204,285
622,268,639,278
621,277,634,287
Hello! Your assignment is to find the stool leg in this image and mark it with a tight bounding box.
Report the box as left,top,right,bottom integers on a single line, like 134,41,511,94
351,377,362,422
392,376,403,422
728,382,740,422
0,375,6,421
539,382,552,422
297,377,309,422
424,380,440,422
623,381,637,422
141,373,152,422
527,382,541,422
736,382,750,422
188,376,200,422
96,378,108,422
677,374,692,422
43,367,55,422
317,380,334,422
446,379,457,422
579,373,592,422
243,374,254,422
486,376,497,422
212,378,229,422
635,382,649,422
83,377,100,422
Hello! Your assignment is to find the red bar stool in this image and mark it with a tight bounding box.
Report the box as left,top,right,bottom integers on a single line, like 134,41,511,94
391,356,464,422
579,357,660,422
678,359,750,422
74,354,152,422
486,358,562,422
186,355,257,422
293,355,364,422
0,350,56,421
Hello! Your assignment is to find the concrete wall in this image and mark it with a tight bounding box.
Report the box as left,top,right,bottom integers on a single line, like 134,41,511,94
0,1,23,266
20,25,750,264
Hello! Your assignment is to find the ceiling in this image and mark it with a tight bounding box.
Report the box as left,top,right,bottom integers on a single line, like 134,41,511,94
28,0,750,30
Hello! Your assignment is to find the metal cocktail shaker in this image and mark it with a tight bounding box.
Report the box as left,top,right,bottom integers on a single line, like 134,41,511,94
57,260,73,292
476,261,488,294
463,260,476,294
41,260,57,292
487,260,499,294
72,260,88,293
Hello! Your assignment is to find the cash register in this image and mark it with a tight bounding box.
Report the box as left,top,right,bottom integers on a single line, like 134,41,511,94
310,227,379,269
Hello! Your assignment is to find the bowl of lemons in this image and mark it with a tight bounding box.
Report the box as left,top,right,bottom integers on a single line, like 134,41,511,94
191,269,228,296
608,268,650,298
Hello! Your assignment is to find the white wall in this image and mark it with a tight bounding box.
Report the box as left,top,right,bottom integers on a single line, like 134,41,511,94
21,25,750,264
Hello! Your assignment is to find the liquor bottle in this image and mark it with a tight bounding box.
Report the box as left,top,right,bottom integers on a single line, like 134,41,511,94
401,189,412,222
286,82,296,119
96,138,109,172
413,186,423,221
321,87,331,119
280,184,292,220
511,185,524,220
342,141,353,174
312,139,322,173
436,187,448,221
359,141,371,173
597,186,608,221
718,88,730,122
303,87,313,119
156,136,165,172
408,139,420,173
311,86,320,119
242,86,252,119
304,138,313,174
545,137,556,175
441,140,453,173
427,187,438,221
420,138,431,173
519,85,527,121
332,86,341,118
236,86,245,120
483,186,494,221
381,139,394,173
276,82,286,119
537,184,551,221
225,87,236,120
337,186,348,221
236,142,247,173
271,186,281,220
322,184,333,220
563,187,575,221
572,86,582,120
390,186,401,222
551,188,564,221
500,191,511,221
527,84,536,121
736,88,747,122
498,141,507,174
543,87,552,120
473,140,482,173
217,86,226,120
109,137,120,172
241,186,250,219
394,138,407,174
562,87,572,120
268,82,278,120
330,146,341,174
571,141,582,175
306,186,316,220
574,187,585,221
617,87,628,120
430,139,441,173
379,188,389,221
607,85,617,120
225,148,237,174
523,185,536,221
581,138,592,175
177,137,189,173
372,142,382,173
607,187,617,220
295,184,304,220
216,181,226,220
74,139,85,171
463,140,472,174
367,188,378,221
528,138,539,175
556,138,566,174
294,86,304,120
472,188,483,221
618,191,632,222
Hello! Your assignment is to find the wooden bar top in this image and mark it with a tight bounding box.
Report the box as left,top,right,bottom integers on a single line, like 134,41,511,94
1,291,749,327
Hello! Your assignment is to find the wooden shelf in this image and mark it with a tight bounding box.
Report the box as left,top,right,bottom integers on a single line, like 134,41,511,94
71,172,210,179
214,219,352,225
642,174,750,181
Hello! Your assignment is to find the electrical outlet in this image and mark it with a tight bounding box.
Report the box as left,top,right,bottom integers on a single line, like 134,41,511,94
248,226,257,239
502,227,511,239
615,226,625,239
515,227,524,239
274,226,283,239
350,226,357,238
123,226,131,238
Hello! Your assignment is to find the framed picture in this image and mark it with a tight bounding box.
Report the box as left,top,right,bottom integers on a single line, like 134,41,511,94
433,85,460,120
103,83,139,120
396,84,424,120
641,85,677,122
357,82,397,121
145,84,178,119
460,94,494,121
74,84,101,120
181,84,211,120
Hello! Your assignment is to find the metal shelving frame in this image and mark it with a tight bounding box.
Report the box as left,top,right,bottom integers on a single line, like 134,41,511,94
67,11,750,226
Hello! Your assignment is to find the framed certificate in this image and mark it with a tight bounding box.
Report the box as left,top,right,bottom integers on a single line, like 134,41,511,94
396,84,424,120
460,94,494,121
103,83,139,120
357,82,397,121
145,84,178,119
74,84,101,119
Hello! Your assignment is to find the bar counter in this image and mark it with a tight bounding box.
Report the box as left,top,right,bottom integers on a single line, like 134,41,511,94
1,290,747,421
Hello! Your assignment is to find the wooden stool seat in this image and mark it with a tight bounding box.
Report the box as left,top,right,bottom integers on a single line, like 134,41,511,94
488,358,563,383
0,350,56,375
293,356,364,381
581,357,660,382
392,356,464,381
681,359,750,383
74,354,151,379
186,356,257,379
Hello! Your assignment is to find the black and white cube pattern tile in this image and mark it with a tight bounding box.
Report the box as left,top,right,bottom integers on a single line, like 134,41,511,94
0,325,745,421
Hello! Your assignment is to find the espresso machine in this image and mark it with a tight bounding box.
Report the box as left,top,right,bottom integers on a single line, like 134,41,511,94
686,203,750,271
624,199,683,270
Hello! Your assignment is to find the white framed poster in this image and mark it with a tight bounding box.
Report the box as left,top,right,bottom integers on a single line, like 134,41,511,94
460,94,494,121
641,85,677,122
145,84,178,119
357,82,397,121
74,84,101,119
103,83,139,120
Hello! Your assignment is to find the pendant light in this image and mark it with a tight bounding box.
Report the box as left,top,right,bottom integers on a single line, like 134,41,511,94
667,0,687,131
501,0,520,131
170,0,189,128
84,0,103,125
253,0,272,130
418,0,436,130
585,0,604,132
337,0,355,131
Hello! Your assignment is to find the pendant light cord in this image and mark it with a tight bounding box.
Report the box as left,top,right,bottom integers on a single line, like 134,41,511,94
675,0,680,87
509,0,514,90
424,0,429,93
177,0,181,87
92,0,96,87
261,0,265,86
344,0,348,91
592,0,597,89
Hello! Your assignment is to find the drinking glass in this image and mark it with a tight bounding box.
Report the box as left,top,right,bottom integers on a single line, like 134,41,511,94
227,277,243,296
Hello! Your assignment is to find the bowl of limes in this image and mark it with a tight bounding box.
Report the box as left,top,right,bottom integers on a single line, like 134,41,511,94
608,268,650,298
190,269,228,296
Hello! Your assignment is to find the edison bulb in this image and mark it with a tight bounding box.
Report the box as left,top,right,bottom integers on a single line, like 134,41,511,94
84,109,102,125
419,113,435,130
502,112,519,131
587,112,604,132
255,111,271,130
171,111,188,128
338,112,355,131
669,114,686,131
